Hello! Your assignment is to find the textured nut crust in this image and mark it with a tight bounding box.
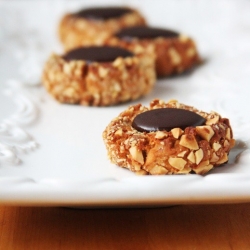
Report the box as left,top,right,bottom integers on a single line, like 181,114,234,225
106,34,200,77
59,8,146,51
42,52,156,106
102,99,235,175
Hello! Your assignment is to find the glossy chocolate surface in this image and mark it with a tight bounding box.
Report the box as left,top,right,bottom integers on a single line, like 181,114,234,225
116,26,179,40
132,108,206,132
63,46,134,63
74,7,132,20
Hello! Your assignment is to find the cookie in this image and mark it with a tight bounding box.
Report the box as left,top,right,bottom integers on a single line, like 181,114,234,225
59,6,146,51
103,99,235,175
107,26,201,77
42,46,156,106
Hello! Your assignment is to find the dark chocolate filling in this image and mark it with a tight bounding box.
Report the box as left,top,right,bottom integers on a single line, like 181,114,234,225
132,108,206,132
73,7,132,20
62,46,134,63
115,26,179,41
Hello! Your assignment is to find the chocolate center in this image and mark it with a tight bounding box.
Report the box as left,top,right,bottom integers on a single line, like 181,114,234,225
132,108,206,132
63,46,134,63
116,26,179,40
73,7,132,20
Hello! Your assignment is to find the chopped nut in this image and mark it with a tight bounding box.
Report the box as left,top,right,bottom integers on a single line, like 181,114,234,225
168,99,177,104
219,124,226,130
194,164,213,175
169,48,182,65
179,35,189,43
98,67,109,78
129,146,144,164
116,158,125,163
226,128,231,140
168,99,180,108
113,83,121,92
186,48,196,57
168,157,187,170
187,151,196,163
206,115,219,125
171,128,184,139
210,152,219,162
213,142,222,151
177,151,187,157
179,134,199,150
144,149,155,167
74,68,83,77
113,57,123,67
87,72,96,81
197,160,210,168
136,169,148,175
178,166,192,174
125,57,133,66
114,129,123,136
158,99,165,105
63,87,75,97
216,153,228,164
149,165,168,175
133,162,142,171
155,131,167,139
195,148,204,164
63,63,72,75
224,140,230,148
196,126,214,141
134,45,145,54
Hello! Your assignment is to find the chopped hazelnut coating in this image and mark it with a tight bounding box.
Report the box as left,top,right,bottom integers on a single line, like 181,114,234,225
106,28,201,77
102,99,235,175
59,7,146,51
42,50,156,106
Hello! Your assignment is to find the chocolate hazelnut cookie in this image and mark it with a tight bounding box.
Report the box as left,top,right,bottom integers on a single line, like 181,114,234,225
103,99,235,175
59,6,146,51
42,46,156,106
107,26,201,77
